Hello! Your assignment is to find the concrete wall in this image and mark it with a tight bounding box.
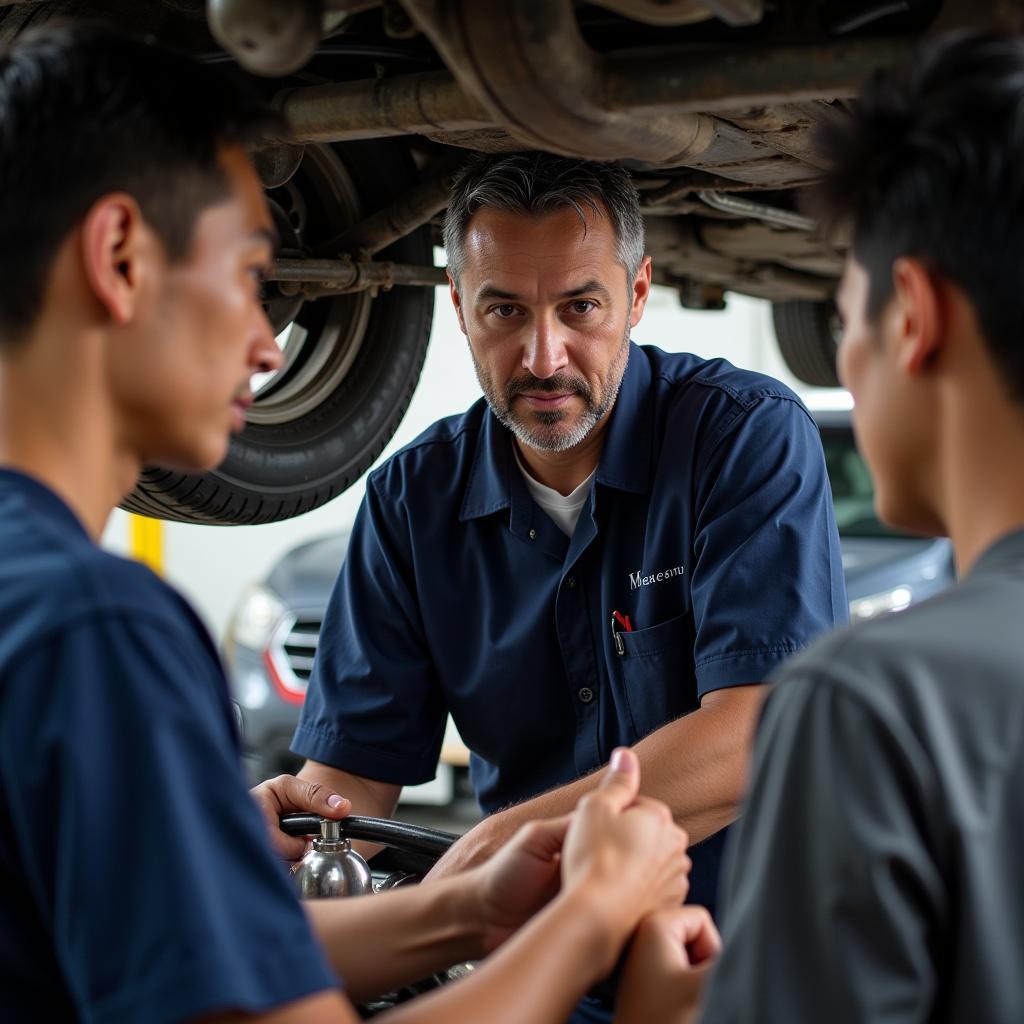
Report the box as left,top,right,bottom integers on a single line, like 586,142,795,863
103,282,837,643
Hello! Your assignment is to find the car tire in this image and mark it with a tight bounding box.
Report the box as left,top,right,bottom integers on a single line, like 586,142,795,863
772,299,841,388
121,138,434,525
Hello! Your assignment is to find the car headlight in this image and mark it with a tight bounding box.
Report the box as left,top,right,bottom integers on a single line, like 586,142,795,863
849,585,913,622
236,669,271,711
228,583,286,651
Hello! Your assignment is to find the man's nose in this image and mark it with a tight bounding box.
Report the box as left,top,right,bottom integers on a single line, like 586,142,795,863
251,312,284,375
523,314,569,380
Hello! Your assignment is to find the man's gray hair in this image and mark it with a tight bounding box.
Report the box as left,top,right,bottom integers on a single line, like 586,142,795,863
443,152,645,287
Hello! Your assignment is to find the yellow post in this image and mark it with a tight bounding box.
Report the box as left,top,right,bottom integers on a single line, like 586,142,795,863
129,513,164,576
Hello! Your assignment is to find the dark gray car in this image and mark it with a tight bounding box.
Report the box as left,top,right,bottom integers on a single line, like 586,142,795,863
224,531,348,783
815,408,956,622
225,407,956,782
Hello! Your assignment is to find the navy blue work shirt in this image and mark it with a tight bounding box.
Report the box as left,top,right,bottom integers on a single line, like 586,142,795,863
295,343,847,914
0,470,337,1023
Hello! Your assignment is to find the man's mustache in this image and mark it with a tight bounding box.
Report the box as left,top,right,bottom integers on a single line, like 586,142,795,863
505,373,592,400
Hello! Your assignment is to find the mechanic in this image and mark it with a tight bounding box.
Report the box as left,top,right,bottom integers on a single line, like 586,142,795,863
0,25,708,1024
612,29,1024,1024
290,151,847,942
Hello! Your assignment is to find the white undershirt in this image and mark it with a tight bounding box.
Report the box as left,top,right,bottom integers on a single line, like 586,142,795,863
515,449,596,538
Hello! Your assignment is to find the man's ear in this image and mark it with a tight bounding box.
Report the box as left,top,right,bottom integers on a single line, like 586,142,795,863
891,257,942,376
79,194,151,326
630,255,653,328
448,272,468,335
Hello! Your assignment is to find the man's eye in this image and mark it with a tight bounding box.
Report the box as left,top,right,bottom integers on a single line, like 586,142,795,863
249,266,269,298
491,304,518,318
569,300,596,315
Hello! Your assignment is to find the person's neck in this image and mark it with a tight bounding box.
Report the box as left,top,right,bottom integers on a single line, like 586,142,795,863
516,417,608,496
938,371,1024,575
0,326,138,542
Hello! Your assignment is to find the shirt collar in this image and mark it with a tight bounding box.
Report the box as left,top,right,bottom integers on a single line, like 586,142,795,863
0,467,91,539
459,404,516,521
594,342,653,495
459,342,653,522
967,526,1024,580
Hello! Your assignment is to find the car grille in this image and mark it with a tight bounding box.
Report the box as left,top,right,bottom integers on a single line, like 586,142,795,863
274,612,323,692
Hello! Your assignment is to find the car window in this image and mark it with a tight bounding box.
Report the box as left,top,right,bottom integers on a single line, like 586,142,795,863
819,425,905,539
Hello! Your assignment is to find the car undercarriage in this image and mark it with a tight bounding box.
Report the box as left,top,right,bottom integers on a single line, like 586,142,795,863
2,0,1020,523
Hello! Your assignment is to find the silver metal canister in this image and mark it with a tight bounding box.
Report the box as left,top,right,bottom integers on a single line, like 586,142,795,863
291,818,374,899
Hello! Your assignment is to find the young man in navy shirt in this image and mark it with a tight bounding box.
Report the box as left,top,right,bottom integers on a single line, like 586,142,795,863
290,148,847,961
0,25,708,1024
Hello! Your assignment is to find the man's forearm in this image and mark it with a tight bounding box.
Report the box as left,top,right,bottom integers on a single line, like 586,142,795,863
633,683,766,841
307,880,613,1018
305,875,485,1001
430,684,765,877
381,883,621,1024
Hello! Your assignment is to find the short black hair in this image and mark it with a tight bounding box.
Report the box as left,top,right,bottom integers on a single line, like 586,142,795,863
815,31,1024,399
0,24,284,342
443,151,644,286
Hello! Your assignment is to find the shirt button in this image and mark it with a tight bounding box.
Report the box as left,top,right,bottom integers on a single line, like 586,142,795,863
578,687,594,703
529,528,537,540
564,576,576,588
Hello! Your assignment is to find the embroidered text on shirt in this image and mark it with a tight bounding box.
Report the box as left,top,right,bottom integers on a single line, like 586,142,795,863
629,564,686,590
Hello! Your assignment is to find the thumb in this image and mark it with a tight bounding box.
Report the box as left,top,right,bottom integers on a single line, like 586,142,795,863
597,746,640,809
679,907,722,965
264,774,351,818
292,777,351,818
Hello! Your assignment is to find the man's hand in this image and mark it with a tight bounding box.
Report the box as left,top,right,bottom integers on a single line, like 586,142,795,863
561,747,691,948
466,814,571,954
250,774,351,860
615,905,722,1024
460,747,690,963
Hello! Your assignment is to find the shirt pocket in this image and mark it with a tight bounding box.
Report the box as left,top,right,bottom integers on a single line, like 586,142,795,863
615,611,698,741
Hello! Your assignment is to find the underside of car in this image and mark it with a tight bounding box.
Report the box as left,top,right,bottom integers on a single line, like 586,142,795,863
2,0,1020,524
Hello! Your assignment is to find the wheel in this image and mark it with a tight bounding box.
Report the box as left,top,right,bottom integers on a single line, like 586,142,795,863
772,300,841,388
121,138,434,525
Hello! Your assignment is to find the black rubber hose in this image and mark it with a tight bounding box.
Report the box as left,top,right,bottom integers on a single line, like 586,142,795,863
279,813,458,858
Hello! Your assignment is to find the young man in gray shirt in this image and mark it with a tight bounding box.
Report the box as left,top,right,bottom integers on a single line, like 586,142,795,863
614,29,1024,1024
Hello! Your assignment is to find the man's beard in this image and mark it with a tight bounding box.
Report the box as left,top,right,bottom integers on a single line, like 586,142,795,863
470,327,631,453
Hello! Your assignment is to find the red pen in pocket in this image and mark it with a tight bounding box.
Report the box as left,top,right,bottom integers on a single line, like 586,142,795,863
611,609,633,655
